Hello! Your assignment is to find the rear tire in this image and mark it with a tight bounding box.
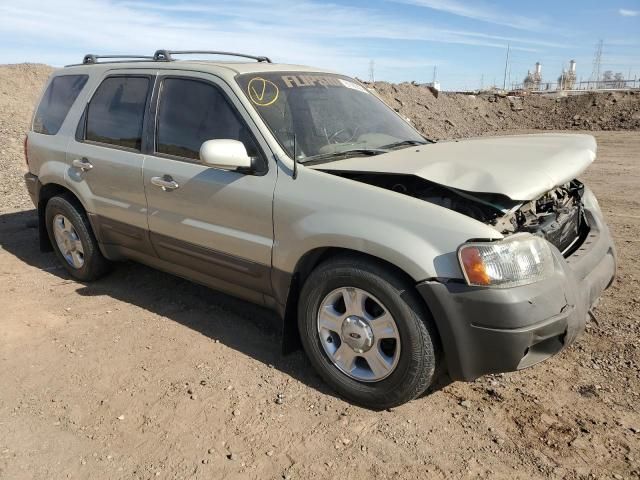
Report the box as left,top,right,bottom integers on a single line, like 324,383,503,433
45,194,110,281
298,255,438,409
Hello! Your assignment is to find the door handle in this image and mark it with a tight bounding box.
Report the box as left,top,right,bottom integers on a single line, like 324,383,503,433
151,175,180,191
72,158,93,171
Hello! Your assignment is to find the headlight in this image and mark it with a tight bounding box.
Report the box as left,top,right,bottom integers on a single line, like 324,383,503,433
458,234,554,288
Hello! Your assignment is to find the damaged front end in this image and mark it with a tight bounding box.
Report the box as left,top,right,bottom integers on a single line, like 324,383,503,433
329,172,590,256
504,180,588,256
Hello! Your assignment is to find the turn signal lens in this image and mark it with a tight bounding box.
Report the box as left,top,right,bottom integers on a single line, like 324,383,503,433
458,234,554,288
459,246,491,286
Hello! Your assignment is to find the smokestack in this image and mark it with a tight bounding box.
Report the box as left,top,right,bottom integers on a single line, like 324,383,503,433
569,60,576,73
535,62,542,75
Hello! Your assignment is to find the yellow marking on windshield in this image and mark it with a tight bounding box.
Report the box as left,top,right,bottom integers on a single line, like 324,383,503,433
247,77,279,107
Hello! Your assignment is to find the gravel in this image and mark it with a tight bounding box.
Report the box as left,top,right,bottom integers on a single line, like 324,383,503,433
1,63,639,480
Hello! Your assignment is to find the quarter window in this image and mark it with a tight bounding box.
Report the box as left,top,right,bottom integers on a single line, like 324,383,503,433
156,78,258,161
86,76,150,150
33,75,88,135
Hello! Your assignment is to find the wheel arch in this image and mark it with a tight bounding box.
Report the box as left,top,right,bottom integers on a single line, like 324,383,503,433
279,247,442,357
37,181,91,252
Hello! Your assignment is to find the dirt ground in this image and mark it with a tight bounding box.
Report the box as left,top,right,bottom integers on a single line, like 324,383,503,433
1,64,639,480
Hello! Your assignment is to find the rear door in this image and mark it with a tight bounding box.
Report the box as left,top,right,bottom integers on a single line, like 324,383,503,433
143,72,276,302
66,71,155,253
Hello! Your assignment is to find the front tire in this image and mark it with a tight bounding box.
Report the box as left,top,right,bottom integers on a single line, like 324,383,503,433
45,194,110,281
298,255,438,409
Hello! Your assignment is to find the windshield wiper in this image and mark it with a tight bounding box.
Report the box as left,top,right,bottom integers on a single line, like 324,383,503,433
300,148,387,165
378,139,431,150
299,139,433,165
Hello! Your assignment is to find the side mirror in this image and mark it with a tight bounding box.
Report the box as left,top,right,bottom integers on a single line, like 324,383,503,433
200,139,254,172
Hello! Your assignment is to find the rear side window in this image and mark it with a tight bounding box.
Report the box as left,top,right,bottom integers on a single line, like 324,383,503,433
156,78,259,160
33,75,88,135
86,76,150,150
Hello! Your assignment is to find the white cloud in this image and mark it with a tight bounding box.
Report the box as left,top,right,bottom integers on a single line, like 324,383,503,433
0,0,573,86
389,0,547,31
120,0,565,50
619,8,639,16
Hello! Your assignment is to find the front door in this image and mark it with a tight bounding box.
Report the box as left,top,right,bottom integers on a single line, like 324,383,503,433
143,72,276,302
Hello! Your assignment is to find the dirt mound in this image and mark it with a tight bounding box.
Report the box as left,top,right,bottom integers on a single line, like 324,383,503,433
371,81,640,140
0,64,53,208
2,63,639,207
0,63,53,131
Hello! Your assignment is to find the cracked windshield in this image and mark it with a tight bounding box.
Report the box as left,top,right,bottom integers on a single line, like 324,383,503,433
236,72,427,163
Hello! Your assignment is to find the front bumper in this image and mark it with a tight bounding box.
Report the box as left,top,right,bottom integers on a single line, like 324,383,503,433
417,208,616,381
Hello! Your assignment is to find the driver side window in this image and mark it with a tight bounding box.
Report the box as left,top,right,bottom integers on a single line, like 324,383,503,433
156,78,259,161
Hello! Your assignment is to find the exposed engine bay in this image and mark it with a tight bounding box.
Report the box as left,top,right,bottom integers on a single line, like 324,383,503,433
329,172,589,256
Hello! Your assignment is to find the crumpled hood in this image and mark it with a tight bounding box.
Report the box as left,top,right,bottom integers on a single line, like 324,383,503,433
311,133,597,200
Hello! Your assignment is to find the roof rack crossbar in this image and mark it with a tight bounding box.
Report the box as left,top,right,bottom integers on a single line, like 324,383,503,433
82,54,154,65
153,50,272,63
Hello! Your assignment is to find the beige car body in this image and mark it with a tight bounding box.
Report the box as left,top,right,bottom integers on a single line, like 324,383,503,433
25,56,616,384
26,60,500,312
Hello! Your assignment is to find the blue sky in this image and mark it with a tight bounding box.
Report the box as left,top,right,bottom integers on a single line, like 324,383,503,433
1,0,639,90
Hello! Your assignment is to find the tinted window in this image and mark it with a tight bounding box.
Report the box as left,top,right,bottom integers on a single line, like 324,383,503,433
33,75,88,135
86,76,150,150
156,78,258,160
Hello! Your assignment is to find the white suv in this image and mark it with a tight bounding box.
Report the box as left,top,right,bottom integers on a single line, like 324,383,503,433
24,50,616,408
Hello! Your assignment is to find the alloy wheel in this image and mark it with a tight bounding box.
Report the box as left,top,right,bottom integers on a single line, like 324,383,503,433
52,214,85,269
317,287,401,382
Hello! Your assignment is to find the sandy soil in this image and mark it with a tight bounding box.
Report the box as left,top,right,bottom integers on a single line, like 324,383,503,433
0,132,638,480
0,64,639,479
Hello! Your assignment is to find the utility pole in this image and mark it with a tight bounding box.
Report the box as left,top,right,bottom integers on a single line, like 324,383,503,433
502,44,510,90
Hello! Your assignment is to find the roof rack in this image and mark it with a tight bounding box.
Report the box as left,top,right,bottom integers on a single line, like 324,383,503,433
82,54,155,65
153,50,272,63
70,50,272,67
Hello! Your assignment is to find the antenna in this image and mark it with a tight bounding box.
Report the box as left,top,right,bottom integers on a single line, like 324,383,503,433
590,39,603,83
